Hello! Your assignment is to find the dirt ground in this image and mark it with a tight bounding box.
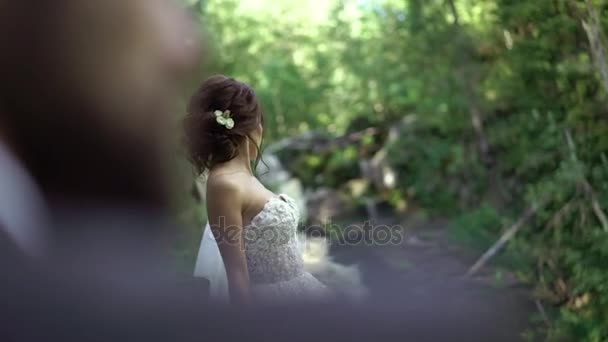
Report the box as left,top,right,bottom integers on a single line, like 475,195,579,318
317,217,536,342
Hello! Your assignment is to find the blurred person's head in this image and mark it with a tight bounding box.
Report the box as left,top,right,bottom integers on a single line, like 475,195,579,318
0,0,201,211
183,75,264,174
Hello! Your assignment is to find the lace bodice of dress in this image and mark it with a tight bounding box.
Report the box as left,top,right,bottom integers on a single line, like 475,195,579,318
243,194,304,284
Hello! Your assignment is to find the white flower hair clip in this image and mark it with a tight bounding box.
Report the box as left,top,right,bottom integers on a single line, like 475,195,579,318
214,109,234,129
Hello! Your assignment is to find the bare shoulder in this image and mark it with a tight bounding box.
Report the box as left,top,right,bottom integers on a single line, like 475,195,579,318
206,173,245,203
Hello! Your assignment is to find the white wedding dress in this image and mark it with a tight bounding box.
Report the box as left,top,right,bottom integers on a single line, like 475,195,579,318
194,193,329,303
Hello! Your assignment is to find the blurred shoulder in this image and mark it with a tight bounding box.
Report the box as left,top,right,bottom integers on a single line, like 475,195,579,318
206,172,245,201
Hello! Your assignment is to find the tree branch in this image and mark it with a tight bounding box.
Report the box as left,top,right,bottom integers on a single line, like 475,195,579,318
582,0,608,97
466,205,539,277
446,0,459,26
564,129,608,232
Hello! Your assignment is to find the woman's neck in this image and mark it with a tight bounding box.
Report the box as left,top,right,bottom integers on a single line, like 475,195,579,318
212,149,253,176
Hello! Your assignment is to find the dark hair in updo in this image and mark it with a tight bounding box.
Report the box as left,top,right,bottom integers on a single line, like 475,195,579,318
184,75,264,174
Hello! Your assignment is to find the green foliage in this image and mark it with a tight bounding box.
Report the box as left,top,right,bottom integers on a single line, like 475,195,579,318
171,150,206,272
194,0,608,339
387,120,487,215
449,204,505,251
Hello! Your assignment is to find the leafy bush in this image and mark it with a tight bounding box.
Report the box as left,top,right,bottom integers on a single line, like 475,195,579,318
449,204,505,251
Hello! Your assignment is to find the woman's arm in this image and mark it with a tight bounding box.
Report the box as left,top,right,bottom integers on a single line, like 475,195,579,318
206,179,250,305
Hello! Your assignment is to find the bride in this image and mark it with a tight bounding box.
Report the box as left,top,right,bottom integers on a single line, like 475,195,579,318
184,75,329,304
